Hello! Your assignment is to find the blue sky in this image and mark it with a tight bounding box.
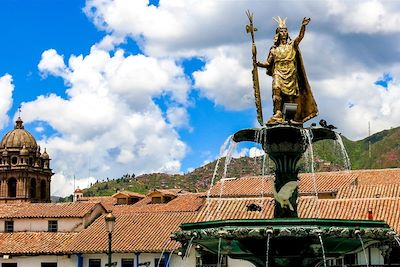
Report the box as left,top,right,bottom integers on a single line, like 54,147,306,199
1,0,400,196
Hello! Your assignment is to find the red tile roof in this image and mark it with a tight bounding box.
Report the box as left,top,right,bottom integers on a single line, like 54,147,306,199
70,212,197,253
113,193,205,214
0,232,77,255
299,197,400,233
0,202,104,219
337,184,400,198
195,197,274,222
208,168,400,197
112,191,145,198
78,196,117,212
147,188,186,197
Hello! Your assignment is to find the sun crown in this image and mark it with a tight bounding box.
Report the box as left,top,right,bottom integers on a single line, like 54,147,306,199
273,16,287,28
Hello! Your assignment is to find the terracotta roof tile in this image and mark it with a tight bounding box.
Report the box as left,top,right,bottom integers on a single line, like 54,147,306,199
0,232,77,255
112,191,145,198
147,188,186,197
299,198,400,233
195,197,274,222
113,193,205,214
79,196,117,212
337,184,400,198
0,202,104,219
70,212,197,253
208,168,400,197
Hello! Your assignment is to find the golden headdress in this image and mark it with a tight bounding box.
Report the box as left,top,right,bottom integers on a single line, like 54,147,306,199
273,16,287,28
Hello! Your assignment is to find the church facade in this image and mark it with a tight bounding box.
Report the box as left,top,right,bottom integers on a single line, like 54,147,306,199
0,117,52,203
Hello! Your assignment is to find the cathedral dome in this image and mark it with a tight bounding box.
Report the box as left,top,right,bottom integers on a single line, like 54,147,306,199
0,117,37,150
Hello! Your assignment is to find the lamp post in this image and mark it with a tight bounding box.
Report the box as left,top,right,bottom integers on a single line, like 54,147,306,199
105,212,116,267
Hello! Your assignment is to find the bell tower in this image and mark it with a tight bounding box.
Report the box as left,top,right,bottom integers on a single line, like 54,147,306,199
0,117,53,203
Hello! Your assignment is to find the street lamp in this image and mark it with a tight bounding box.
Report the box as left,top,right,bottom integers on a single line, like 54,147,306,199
105,212,116,267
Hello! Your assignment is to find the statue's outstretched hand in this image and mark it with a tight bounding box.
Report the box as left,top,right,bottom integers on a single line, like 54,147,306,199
302,17,311,26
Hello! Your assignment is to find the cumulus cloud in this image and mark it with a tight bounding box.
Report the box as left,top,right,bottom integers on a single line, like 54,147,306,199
327,0,400,34
20,46,190,193
38,49,69,78
51,172,96,197
0,74,14,130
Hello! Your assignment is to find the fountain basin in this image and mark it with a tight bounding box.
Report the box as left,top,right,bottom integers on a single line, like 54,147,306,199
232,125,337,145
172,218,395,267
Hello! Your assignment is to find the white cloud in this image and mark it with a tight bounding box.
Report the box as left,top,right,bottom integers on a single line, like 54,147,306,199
193,49,253,110
166,106,191,130
19,46,190,195
327,0,400,34
51,172,96,197
0,74,14,130
38,49,69,78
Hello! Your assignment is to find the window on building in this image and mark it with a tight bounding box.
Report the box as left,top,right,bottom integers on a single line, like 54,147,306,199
30,178,37,199
117,198,127,205
128,197,139,205
5,221,14,233
344,254,357,265
121,259,134,267
88,259,101,267
196,252,228,267
48,220,58,232
41,263,57,267
151,196,162,204
11,156,17,165
2,264,17,267
7,178,17,198
164,196,173,203
154,258,167,267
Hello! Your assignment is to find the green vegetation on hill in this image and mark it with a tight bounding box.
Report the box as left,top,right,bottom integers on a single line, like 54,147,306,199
79,126,400,198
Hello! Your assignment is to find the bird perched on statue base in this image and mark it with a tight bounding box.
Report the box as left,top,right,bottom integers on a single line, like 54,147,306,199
319,119,337,130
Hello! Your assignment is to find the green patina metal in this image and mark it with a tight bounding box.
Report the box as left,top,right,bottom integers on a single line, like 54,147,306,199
173,219,395,267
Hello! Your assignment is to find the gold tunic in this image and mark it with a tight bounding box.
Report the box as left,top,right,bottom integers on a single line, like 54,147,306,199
271,41,299,96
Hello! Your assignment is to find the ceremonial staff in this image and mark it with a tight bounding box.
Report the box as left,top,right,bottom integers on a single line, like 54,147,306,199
246,10,263,126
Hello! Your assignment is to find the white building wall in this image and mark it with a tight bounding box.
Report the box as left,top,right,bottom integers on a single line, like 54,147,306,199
228,258,256,267
0,218,83,232
357,247,384,265
0,255,72,267
0,249,384,267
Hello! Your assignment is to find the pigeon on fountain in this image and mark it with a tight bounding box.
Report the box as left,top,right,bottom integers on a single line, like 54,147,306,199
272,181,299,211
319,119,337,130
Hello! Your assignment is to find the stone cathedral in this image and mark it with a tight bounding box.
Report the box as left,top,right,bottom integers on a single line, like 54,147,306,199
0,117,52,203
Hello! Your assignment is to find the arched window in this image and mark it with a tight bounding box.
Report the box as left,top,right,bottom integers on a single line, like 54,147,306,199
30,178,37,199
8,178,17,197
40,180,47,201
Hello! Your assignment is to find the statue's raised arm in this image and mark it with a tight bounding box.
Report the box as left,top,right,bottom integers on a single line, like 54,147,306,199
294,17,311,47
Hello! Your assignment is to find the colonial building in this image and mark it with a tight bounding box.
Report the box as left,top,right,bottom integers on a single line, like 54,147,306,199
0,117,52,203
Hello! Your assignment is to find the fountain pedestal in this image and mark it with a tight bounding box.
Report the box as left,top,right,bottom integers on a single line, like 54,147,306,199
233,125,336,218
